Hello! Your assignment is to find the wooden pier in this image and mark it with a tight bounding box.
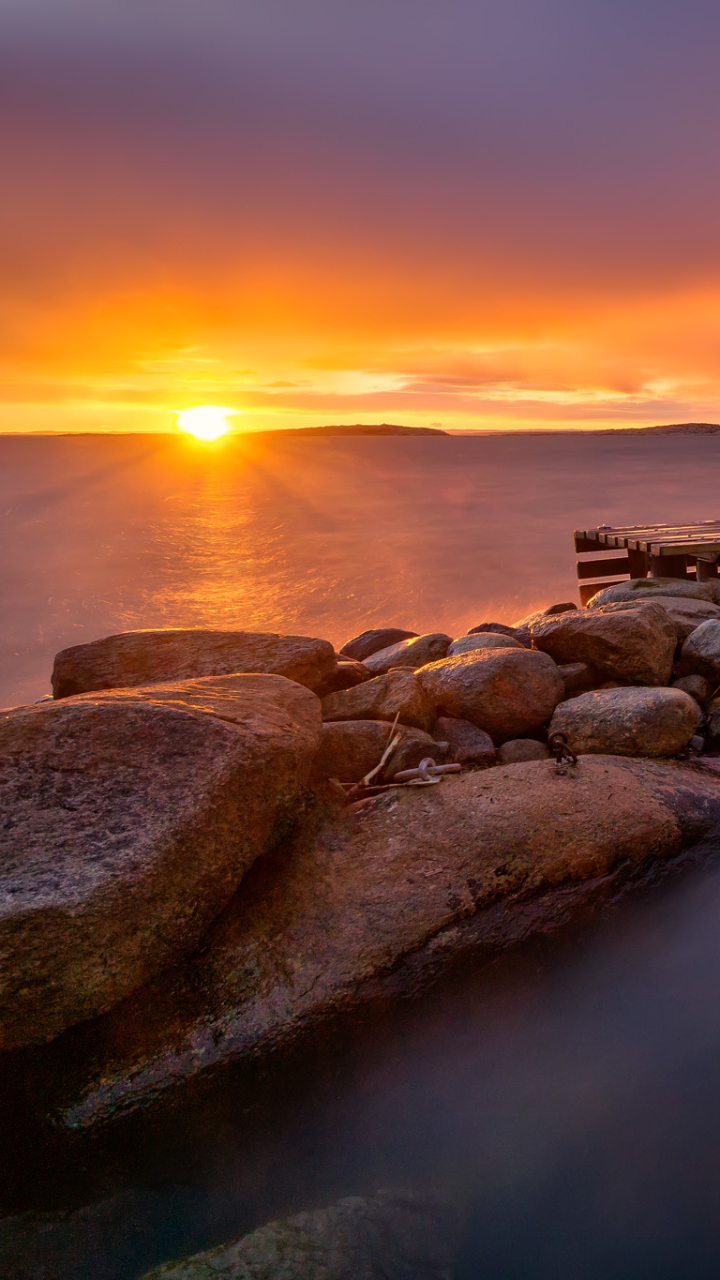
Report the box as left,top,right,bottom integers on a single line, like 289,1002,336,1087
575,521,720,606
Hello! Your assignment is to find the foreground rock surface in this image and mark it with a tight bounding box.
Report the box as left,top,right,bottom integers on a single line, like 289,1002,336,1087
530,602,676,686
322,669,435,731
21,756,720,1132
418,647,563,742
549,687,699,757
140,1190,457,1280
52,630,336,699
0,675,321,1051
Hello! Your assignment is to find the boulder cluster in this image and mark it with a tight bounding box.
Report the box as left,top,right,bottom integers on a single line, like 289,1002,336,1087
3,578,720,1153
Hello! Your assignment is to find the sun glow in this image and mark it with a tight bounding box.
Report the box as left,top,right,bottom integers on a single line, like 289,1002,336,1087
176,405,236,441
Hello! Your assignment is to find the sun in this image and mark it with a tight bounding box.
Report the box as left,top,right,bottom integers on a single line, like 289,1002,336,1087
176,405,236,441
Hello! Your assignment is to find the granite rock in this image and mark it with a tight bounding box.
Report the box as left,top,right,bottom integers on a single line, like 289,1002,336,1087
363,633,452,675
680,619,720,681
432,716,496,767
52,630,336,699
549,686,699,757
448,633,523,656
339,629,418,663
321,669,435,731
587,578,720,607
497,739,552,764
417,647,563,743
0,674,322,1051
531,602,676,687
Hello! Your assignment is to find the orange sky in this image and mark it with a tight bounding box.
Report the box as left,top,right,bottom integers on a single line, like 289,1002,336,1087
3,0,720,434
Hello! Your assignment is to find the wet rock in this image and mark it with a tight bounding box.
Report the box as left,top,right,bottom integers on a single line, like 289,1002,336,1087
417,647,563,743
448,633,523,656
52,630,336,699
558,661,597,697
433,716,496,767
321,669,435,731
497,739,552,764
587,578,720,607
363,633,452,675
512,603,578,647
549,687,699,757
672,674,711,705
314,659,372,698
680,620,720,681
139,1190,458,1280
619,595,720,642
466,622,520,639
530,602,676,687
339,628,418,663
32,757,720,1130
0,675,322,1052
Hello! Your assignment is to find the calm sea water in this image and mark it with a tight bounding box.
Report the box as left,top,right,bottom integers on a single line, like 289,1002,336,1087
4,431,720,1278
3,429,720,709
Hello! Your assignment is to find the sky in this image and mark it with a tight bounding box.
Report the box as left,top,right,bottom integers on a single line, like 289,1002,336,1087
3,0,720,434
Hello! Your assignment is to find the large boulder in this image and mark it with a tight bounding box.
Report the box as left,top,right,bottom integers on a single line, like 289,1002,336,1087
466,622,519,639
448,633,523,656
680,619,720,680
549,687,699,757
587,578,720,607
339,628,417,662
530,602,676,686
31,757,720,1131
433,716,496,767
321,669,435,731
51,629,336,699
417,647,563,743
363,632,451,675
140,1190,458,1280
0,674,322,1051
314,659,372,698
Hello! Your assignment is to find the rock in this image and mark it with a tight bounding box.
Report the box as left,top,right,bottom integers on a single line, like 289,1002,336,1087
530,602,676,686
618,595,720,642
690,735,706,753
321,669,435,731
680,620,720,680
587,578,720,607
310,720,398,783
466,622,520,639
0,674,322,1051
339,628,418,662
497,739,552,764
672,674,711,705
30,757,720,1131
52,630,336,699
448,633,523,656
139,1190,458,1280
558,661,597,697
310,721,439,784
433,716,496,767
363,633,452,675
549,687,699,757
512,602,578,647
417,648,563,743
385,730,446,779
314,659,372,698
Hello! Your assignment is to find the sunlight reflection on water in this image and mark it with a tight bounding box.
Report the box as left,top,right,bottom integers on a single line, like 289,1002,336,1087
2,431,719,707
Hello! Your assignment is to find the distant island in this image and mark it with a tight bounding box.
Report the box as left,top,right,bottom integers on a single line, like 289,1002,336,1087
599,422,720,435
266,423,448,437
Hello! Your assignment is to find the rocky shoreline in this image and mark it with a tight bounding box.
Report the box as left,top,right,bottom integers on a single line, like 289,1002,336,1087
4,576,720,1267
